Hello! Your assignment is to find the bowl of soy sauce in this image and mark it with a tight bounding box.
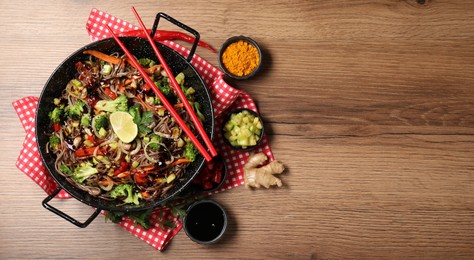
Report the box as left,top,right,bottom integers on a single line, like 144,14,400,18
183,200,228,244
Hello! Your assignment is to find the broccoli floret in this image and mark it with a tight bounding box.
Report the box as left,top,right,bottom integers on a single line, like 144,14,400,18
185,142,198,162
94,114,109,138
160,84,172,97
155,80,172,97
94,94,128,112
81,114,91,127
59,164,72,175
49,135,61,150
94,114,108,132
71,163,98,183
65,100,85,120
138,58,156,67
110,184,141,205
49,105,64,123
148,134,163,151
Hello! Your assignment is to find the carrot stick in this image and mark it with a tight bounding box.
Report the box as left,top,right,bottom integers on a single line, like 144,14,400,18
83,50,121,64
170,158,192,166
141,191,151,198
116,171,131,178
173,103,185,109
142,165,157,171
98,180,111,186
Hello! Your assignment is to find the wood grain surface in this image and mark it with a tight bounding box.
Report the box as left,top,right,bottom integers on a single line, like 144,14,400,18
1,0,473,259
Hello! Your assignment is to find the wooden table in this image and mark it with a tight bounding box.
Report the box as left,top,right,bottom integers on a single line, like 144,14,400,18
1,1,473,259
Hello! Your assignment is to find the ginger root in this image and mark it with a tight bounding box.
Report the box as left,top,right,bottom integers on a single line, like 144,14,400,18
244,153,285,188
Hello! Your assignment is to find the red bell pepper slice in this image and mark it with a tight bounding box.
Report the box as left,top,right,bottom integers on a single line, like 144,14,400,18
103,87,117,100
53,123,61,132
114,161,129,176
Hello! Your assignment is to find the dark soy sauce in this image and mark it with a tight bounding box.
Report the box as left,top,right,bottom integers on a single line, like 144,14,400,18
185,202,226,242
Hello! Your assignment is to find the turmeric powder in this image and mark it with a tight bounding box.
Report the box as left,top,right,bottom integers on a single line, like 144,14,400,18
221,40,260,77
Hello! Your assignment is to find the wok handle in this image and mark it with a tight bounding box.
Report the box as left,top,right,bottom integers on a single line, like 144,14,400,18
150,12,200,62
42,187,101,228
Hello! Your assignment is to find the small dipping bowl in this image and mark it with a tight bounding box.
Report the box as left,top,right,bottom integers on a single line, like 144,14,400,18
183,200,228,244
218,36,262,80
222,108,264,151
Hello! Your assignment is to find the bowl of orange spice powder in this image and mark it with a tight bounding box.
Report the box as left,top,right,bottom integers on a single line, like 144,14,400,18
218,36,262,79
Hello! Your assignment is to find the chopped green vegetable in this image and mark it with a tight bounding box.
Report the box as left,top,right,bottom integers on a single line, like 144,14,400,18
147,134,163,151
65,100,85,120
98,127,107,138
185,87,195,96
166,173,176,183
138,58,156,67
153,95,162,105
108,142,118,149
94,94,128,112
175,72,185,85
155,79,172,97
94,114,108,132
224,110,263,149
81,114,91,127
83,139,94,147
48,105,64,123
131,161,139,168
71,162,98,183
59,164,72,175
110,184,141,205
49,135,61,150
101,64,112,75
184,142,198,162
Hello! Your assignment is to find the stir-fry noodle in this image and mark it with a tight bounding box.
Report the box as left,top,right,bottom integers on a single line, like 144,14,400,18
46,50,205,206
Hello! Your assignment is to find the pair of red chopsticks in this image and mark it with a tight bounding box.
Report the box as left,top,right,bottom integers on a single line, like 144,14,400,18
105,7,217,162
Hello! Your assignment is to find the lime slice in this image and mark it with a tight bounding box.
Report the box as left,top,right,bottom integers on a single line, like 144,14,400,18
109,111,138,143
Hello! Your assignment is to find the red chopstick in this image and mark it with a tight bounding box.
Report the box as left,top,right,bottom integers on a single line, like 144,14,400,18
105,24,213,162
131,7,218,158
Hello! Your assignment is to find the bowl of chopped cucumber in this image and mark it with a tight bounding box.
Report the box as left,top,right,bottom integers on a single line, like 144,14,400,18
222,108,264,150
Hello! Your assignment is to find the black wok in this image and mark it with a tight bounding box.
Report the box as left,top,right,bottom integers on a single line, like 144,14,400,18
36,14,214,227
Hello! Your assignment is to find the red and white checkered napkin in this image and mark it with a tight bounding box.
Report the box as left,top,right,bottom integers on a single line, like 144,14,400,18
12,8,274,251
